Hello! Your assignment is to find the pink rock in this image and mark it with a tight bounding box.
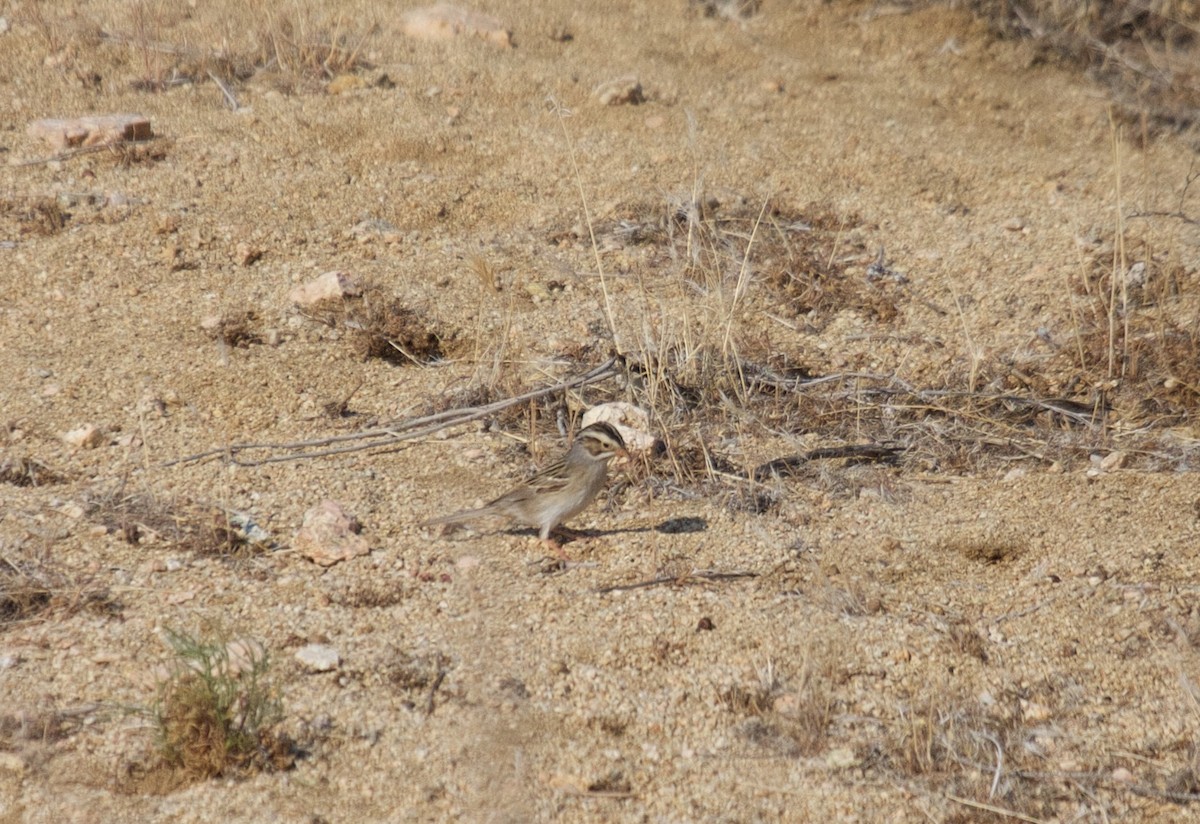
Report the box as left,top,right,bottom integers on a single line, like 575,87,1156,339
400,4,512,47
288,271,361,306
27,114,153,152
294,500,370,566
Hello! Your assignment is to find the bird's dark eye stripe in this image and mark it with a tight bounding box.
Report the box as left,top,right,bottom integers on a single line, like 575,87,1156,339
582,421,626,450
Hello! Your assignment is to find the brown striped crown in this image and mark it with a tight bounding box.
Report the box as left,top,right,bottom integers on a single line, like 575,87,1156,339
577,421,627,460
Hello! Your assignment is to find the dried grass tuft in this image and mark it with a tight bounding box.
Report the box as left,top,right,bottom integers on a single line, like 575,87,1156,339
85,485,267,558
0,547,117,627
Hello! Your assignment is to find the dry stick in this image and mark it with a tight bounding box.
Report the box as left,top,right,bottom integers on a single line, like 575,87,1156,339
12,141,162,167
207,70,240,111
943,794,1048,824
595,569,758,594
164,358,618,467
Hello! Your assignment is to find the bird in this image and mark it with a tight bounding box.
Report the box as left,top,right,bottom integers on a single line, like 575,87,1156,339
421,421,628,555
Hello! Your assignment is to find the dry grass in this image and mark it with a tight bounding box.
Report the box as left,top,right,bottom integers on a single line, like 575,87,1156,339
0,544,117,627
720,657,834,758
968,0,1200,135
85,485,269,558
0,195,70,236
300,286,449,366
0,455,68,487
879,689,1062,821
22,0,377,94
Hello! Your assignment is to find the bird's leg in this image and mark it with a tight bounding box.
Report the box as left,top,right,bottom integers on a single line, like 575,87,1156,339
542,536,570,560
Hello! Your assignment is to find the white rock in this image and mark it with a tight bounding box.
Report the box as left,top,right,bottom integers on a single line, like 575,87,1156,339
1100,451,1127,472
825,747,859,769
63,424,104,449
295,644,340,672
288,271,361,306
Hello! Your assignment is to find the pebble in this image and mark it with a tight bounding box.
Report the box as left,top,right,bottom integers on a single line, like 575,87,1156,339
296,644,341,672
294,499,371,566
63,424,104,449
289,271,361,306
595,76,644,106
1100,451,1127,471
825,747,859,769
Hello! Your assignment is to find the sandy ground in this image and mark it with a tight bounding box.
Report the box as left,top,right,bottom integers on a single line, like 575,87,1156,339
3,1,1200,821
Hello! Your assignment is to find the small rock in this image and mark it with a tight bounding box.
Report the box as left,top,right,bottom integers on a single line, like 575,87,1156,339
235,242,263,267
294,500,371,566
1020,699,1052,722
524,281,551,302
595,76,644,106
1100,451,1127,472
295,644,341,672
58,502,85,519
63,424,104,449
1002,216,1025,232
289,271,361,306
0,18,10,35
400,4,512,47
327,74,367,95
0,653,19,670
27,114,153,152
1111,767,1135,784
772,692,800,716
825,747,859,769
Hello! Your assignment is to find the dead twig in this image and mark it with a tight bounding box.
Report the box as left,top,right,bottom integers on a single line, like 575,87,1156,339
207,70,241,111
423,664,447,716
944,793,1048,824
164,358,619,467
595,569,758,594
751,444,902,481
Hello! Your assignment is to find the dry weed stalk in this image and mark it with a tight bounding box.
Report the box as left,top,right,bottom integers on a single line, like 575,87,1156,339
0,545,115,626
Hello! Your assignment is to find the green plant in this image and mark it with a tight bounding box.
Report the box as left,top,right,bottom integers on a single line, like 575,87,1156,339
152,628,288,778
